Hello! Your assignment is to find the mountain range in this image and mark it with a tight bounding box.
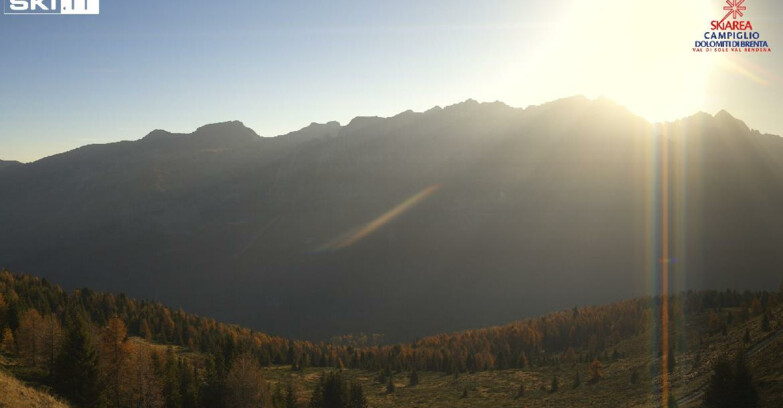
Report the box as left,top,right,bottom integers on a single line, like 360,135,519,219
1,96,782,341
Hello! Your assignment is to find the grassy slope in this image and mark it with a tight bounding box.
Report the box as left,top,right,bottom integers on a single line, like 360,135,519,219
0,357,69,408
261,306,783,408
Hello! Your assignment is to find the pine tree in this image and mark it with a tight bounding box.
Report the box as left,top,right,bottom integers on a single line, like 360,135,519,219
762,311,771,332
408,369,419,386
272,383,285,408
42,314,63,378
515,384,525,399
200,356,226,408
703,354,759,408
386,375,395,394
179,363,199,408
732,354,759,408
285,382,297,408
161,348,183,408
309,371,353,408
139,319,153,342
348,383,367,408
55,314,101,408
376,369,387,384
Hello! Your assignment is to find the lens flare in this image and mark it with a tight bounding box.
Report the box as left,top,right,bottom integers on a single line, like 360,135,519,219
720,55,773,86
316,184,441,252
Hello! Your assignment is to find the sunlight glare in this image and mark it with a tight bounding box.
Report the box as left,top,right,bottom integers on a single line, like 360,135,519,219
530,0,718,122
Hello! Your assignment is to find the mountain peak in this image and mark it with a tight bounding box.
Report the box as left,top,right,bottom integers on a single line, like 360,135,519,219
714,109,750,133
140,121,261,149
142,129,173,141
278,121,342,142
714,109,735,120
194,120,258,137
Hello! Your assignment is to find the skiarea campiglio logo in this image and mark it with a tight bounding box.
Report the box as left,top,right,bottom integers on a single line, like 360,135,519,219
693,0,772,53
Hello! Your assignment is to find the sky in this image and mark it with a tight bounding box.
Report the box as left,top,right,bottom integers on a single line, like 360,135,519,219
1,0,782,162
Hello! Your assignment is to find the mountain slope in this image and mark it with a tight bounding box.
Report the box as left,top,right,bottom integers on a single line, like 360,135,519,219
1,97,783,341
0,364,70,408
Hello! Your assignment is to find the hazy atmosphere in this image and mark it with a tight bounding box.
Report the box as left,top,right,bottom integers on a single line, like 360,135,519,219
2,0,783,162
1,1,782,408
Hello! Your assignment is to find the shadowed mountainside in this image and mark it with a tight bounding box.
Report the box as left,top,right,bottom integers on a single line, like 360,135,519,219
0,160,21,171
1,97,783,341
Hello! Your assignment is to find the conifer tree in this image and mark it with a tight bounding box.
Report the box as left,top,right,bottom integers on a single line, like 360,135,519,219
309,371,362,408
630,369,640,385
55,314,101,408
386,375,395,394
42,313,63,377
348,383,367,408
160,348,183,408
703,354,759,408
179,363,200,408
409,368,419,386
285,382,297,408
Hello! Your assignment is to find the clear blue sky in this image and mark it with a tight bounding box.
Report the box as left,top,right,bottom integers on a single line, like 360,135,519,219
1,0,782,162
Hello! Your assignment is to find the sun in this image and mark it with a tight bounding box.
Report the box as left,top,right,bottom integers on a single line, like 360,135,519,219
518,0,719,123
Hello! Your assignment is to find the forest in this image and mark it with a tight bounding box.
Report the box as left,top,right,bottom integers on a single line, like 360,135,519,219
0,269,780,407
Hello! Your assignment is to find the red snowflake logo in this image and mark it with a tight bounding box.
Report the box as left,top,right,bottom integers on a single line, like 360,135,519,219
720,0,747,24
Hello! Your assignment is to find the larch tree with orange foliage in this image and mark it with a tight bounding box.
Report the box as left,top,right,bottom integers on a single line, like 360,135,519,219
226,352,271,408
100,316,132,408
0,292,7,321
1,327,15,354
127,343,164,408
589,359,604,384
16,309,44,367
42,313,63,377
